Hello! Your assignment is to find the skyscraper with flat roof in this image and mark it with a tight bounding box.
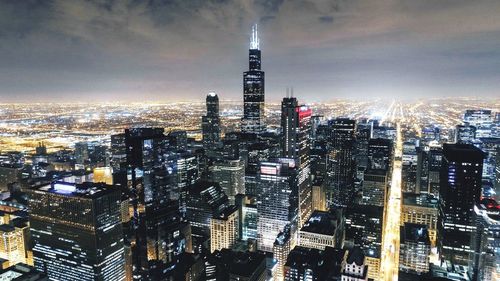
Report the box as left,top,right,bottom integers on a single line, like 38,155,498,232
28,182,125,281
202,92,221,150
256,160,299,252
439,143,485,264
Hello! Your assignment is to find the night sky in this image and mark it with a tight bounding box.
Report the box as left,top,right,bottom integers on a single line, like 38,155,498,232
1,0,499,102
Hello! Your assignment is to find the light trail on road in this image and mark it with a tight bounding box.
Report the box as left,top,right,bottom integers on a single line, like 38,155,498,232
380,113,403,281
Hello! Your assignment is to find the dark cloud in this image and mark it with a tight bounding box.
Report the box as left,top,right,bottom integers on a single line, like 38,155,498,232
0,0,499,102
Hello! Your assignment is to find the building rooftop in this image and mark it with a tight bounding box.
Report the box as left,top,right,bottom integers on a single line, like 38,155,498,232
35,181,117,199
345,247,365,266
403,193,439,209
212,249,266,278
0,263,47,281
300,210,341,236
401,223,430,244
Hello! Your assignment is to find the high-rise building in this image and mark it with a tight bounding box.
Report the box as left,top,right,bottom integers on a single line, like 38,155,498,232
205,249,266,281
28,182,125,280
399,223,431,275
110,133,127,172
256,160,299,252
311,181,327,211
401,193,439,246
184,181,229,242
367,138,392,171
0,225,26,267
298,209,344,250
202,92,221,150
468,203,499,281
210,158,245,204
0,263,47,280
345,204,383,280
361,169,388,207
326,118,356,207
281,96,312,227
210,205,239,253
455,124,476,144
463,109,493,138
124,128,191,279
235,194,258,241
273,224,295,281
241,24,265,134
423,145,443,196
284,246,346,281
439,143,485,264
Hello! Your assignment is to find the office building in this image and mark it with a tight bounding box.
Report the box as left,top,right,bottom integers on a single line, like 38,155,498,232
0,263,47,280
367,138,392,171
110,133,126,172
455,125,476,144
361,169,388,207
463,109,493,138
210,205,239,253
273,224,295,281
401,193,439,245
281,96,313,227
439,143,485,264
124,128,191,279
345,204,383,280
241,24,265,134
206,249,266,281
202,92,221,150
210,158,245,203
235,194,258,241
326,118,356,207
28,182,125,280
311,181,327,211
256,160,299,252
399,223,431,275
0,225,26,267
284,246,346,281
185,181,229,242
298,209,344,250
468,203,499,281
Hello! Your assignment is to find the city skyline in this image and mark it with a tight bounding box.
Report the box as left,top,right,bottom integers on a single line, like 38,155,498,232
1,1,500,102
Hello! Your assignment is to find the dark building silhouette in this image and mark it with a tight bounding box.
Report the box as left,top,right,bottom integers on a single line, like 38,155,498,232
202,92,221,150
124,128,191,279
326,118,356,207
439,143,485,264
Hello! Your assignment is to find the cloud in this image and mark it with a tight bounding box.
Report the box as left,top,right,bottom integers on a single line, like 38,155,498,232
0,0,499,101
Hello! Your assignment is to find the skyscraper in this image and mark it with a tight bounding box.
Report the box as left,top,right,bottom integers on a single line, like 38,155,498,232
124,128,190,279
28,182,125,281
439,143,485,264
202,92,221,150
256,160,299,252
326,118,356,207
399,223,431,275
281,95,313,227
241,24,265,134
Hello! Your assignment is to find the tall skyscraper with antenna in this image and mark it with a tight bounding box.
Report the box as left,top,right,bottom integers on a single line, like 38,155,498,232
241,24,265,134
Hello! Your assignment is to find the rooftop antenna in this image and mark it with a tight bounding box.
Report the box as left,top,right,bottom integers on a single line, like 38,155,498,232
286,87,289,98
250,24,260,50
291,87,294,98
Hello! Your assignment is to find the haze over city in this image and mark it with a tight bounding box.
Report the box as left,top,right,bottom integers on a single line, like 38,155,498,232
1,0,500,102
0,1,499,281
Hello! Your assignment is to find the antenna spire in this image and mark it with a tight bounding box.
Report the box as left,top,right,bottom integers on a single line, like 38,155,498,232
250,24,260,50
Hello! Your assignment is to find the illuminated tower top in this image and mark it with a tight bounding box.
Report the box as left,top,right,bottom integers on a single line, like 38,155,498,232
250,24,260,50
